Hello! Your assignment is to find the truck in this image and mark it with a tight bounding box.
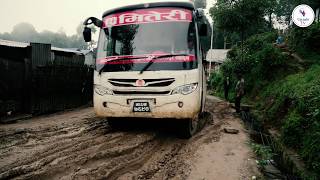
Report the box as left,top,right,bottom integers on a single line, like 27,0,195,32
83,0,208,137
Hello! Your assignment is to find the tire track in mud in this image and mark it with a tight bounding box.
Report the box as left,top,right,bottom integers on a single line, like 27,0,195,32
77,135,160,180
132,140,189,180
0,117,111,179
0,98,232,180
114,102,228,180
22,133,159,180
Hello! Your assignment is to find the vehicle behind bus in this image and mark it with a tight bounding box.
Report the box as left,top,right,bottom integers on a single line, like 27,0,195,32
83,1,208,137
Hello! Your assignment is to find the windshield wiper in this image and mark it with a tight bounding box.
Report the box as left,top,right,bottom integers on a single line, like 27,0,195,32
139,53,190,74
98,56,148,75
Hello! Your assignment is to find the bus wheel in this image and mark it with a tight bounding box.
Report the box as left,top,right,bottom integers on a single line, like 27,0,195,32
180,117,198,138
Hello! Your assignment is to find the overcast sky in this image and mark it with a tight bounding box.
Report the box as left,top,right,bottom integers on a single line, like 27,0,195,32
0,0,215,36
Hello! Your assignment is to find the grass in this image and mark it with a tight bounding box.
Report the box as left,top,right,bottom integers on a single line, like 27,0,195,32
259,65,320,175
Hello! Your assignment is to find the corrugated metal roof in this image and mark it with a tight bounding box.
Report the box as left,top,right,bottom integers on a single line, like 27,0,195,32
51,47,83,55
0,39,30,48
0,39,84,55
206,49,230,63
66,48,93,55
80,50,92,55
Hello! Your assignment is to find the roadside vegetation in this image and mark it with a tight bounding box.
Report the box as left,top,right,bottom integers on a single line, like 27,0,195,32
209,23,320,178
209,0,320,177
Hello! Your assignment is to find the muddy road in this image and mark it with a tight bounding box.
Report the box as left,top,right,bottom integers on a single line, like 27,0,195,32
0,97,259,180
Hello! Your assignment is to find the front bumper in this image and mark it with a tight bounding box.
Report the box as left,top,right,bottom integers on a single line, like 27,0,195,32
93,89,201,119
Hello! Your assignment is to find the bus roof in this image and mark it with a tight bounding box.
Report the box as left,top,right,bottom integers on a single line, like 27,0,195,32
102,0,195,17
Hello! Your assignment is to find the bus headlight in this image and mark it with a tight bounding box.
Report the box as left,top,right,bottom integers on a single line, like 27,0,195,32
171,83,198,95
94,85,113,95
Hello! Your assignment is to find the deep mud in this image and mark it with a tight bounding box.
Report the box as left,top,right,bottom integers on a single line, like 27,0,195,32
0,97,259,180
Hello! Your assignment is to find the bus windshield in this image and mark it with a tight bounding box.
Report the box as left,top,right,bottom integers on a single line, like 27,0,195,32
96,10,197,73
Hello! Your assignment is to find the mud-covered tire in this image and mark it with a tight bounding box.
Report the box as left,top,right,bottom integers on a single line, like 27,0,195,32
180,117,198,138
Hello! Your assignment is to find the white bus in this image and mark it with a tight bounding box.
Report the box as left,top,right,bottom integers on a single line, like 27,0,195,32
83,0,208,137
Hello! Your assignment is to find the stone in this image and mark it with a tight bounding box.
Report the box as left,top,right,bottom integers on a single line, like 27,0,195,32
223,128,239,134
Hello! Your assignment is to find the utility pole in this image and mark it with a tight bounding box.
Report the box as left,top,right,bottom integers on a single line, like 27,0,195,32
209,22,214,77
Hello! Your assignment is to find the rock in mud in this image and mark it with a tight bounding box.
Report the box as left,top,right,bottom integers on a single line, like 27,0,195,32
223,127,239,134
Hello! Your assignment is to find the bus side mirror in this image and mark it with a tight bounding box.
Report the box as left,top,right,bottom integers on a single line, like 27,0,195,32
83,17,103,28
83,27,92,42
199,24,208,36
82,17,103,42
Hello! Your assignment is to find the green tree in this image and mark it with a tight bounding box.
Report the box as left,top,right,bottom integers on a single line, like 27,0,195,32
210,0,271,38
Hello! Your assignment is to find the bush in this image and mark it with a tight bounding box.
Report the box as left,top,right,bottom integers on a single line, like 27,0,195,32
261,65,320,174
301,121,320,174
219,32,287,95
288,23,320,64
289,23,320,54
245,31,277,53
253,43,287,79
208,71,223,90
282,110,304,148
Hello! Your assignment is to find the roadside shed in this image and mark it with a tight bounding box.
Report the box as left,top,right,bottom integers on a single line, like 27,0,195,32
206,49,230,72
0,39,93,120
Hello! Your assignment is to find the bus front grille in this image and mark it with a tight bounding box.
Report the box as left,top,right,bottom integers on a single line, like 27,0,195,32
113,91,171,95
108,78,175,87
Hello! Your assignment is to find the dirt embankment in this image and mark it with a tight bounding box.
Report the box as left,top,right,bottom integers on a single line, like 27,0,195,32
0,97,259,180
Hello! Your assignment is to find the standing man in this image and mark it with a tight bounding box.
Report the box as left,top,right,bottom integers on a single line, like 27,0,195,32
223,76,230,101
235,75,245,113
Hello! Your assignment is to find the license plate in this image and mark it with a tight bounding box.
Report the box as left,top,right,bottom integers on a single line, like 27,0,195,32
133,102,150,112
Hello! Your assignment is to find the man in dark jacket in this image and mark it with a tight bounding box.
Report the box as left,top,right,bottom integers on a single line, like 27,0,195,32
223,76,230,101
235,75,245,113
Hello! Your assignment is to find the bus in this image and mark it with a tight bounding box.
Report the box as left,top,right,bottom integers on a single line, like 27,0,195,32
83,0,208,137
